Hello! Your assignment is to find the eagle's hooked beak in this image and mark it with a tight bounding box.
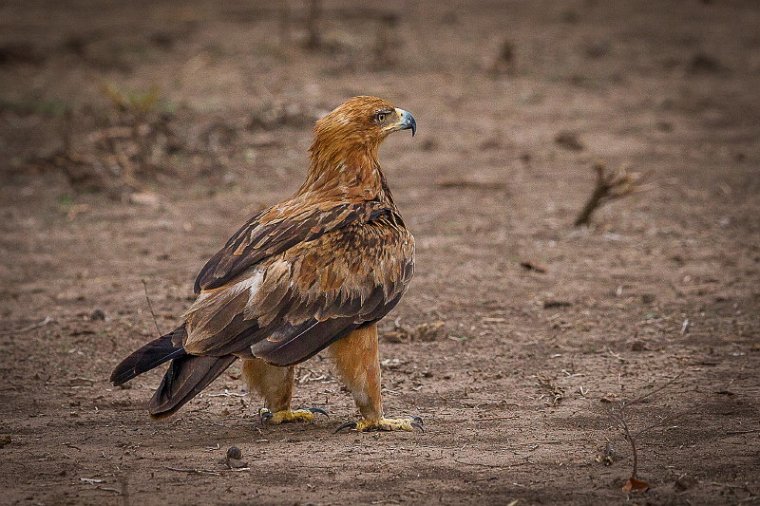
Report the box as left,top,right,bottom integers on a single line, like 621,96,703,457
394,108,416,136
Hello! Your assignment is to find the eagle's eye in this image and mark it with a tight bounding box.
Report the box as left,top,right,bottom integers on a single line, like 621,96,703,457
375,112,387,123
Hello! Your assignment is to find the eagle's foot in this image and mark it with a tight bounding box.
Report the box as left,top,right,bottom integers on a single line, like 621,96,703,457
334,416,423,433
260,407,328,425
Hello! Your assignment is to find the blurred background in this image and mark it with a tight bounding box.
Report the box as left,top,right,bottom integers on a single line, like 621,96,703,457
1,1,759,504
3,0,757,200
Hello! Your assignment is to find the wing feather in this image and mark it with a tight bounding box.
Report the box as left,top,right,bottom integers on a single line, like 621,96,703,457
194,199,387,293
182,207,414,365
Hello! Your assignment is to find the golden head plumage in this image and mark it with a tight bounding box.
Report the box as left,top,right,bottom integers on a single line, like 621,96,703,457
302,96,416,199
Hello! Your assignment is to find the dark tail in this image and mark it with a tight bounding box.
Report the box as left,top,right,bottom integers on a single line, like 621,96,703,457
148,354,237,419
110,327,188,386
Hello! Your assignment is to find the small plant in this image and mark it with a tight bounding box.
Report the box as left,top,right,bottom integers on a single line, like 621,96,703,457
574,161,646,227
606,373,684,493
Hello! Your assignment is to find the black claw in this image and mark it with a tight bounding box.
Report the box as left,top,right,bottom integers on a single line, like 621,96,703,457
410,416,424,432
307,407,329,417
258,408,272,425
334,421,357,433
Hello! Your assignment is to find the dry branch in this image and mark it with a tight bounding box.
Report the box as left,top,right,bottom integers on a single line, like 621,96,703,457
606,373,685,493
0,316,55,336
574,162,644,227
164,466,250,476
141,279,163,336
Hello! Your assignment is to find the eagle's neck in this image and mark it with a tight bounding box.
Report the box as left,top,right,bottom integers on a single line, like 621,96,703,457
298,141,392,205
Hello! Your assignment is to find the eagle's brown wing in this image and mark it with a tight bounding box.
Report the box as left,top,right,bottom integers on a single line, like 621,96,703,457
183,205,414,366
194,198,389,293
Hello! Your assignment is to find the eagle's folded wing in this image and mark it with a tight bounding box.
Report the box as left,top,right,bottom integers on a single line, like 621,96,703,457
194,198,389,293
183,206,414,366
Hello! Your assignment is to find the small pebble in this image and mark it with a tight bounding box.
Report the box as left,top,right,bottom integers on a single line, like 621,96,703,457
226,446,242,460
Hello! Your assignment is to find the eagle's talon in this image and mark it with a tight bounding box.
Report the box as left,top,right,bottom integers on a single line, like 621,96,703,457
334,421,357,433
258,407,273,424
307,407,329,417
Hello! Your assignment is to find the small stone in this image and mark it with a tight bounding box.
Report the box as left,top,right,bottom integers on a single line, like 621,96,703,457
225,446,248,469
90,309,106,321
226,446,242,460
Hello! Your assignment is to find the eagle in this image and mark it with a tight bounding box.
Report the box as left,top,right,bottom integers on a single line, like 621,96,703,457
111,96,421,432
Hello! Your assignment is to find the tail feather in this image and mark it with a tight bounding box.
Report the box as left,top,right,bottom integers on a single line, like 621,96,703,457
110,327,187,386
148,355,237,419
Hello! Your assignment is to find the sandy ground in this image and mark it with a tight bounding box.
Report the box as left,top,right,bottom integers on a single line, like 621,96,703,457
1,0,759,504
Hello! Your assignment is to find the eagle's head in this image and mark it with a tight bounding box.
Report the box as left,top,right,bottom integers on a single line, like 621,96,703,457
311,96,416,159
304,96,416,199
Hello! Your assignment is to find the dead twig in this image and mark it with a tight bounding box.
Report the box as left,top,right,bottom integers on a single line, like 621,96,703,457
165,466,220,476
0,316,55,336
725,429,760,435
96,487,121,494
164,466,250,475
627,372,684,406
206,389,247,398
607,372,685,493
453,458,531,469
612,410,638,477
574,162,646,227
141,279,163,336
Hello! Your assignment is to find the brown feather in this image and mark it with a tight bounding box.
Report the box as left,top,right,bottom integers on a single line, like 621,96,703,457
149,355,237,418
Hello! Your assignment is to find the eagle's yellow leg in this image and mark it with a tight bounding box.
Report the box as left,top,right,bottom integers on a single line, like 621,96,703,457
330,324,423,433
242,358,327,424
259,407,325,424
353,417,423,432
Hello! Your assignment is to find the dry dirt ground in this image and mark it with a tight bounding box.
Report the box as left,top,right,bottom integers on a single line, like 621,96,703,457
2,1,760,504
